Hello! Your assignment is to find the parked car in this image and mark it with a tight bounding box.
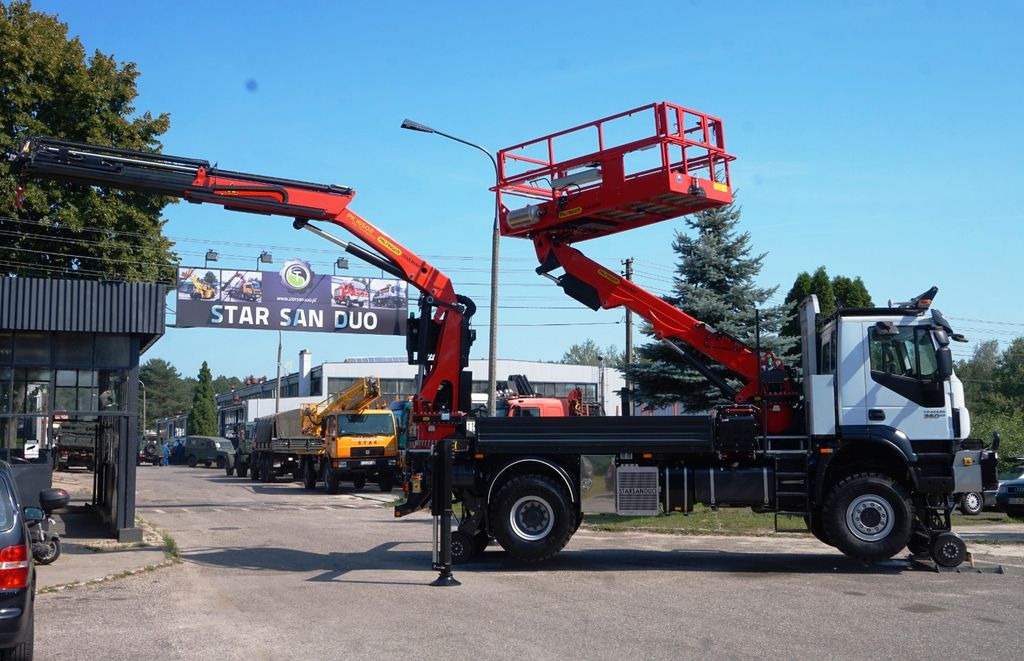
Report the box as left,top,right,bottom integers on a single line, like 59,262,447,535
137,435,163,466
959,459,1024,515
997,476,1024,519
0,460,41,659
182,436,234,468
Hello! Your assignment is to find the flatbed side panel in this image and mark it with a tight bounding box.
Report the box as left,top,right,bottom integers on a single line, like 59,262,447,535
475,415,714,454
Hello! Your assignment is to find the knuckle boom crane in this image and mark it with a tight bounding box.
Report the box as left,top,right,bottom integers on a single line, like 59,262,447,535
9,137,475,446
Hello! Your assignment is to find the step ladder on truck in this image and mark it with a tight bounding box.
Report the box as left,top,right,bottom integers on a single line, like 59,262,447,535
395,101,999,570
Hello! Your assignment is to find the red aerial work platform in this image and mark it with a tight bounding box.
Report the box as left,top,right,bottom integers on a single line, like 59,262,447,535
495,101,735,243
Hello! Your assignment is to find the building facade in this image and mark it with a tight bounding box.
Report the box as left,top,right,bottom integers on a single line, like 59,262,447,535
214,350,625,437
0,277,165,541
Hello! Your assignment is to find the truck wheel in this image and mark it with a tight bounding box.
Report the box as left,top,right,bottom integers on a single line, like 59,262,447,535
959,492,983,516
823,473,912,564
249,459,259,482
474,531,490,555
353,476,366,490
804,513,833,547
237,462,248,479
187,455,197,468
450,531,475,564
378,473,394,493
224,455,235,476
216,456,226,470
261,456,276,483
302,459,317,490
325,466,341,495
930,532,967,567
491,474,574,563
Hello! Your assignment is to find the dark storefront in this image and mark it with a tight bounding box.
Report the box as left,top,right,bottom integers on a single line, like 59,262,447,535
0,278,164,541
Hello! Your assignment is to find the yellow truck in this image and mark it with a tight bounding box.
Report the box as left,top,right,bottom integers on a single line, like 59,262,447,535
296,377,401,494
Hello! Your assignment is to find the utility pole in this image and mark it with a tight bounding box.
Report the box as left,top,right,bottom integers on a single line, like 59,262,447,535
622,258,633,416
275,331,282,414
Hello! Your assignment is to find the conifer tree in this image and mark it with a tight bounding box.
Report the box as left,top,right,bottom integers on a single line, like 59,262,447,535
187,361,218,436
624,203,794,412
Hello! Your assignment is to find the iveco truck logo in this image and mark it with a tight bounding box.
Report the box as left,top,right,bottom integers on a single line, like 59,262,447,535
280,259,313,292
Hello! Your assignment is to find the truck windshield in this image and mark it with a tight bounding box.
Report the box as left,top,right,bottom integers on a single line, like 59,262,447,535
338,413,394,436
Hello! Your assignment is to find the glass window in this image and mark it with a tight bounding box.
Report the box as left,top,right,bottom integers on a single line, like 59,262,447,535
55,387,77,411
54,332,94,367
514,407,541,417
869,326,939,380
0,333,12,365
338,412,395,436
56,370,77,387
0,473,13,530
94,335,130,367
13,333,50,365
97,369,127,411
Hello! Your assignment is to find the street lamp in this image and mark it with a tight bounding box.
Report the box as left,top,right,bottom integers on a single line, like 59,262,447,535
401,118,501,416
138,379,147,436
204,250,219,269
258,251,273,270
334,257,349,275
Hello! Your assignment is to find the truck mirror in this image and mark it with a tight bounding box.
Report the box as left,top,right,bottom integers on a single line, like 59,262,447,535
932,329,949,346
935,346,953,380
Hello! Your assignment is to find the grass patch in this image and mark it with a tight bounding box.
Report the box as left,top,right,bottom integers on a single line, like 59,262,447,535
583,505,801,537
161,531,180,561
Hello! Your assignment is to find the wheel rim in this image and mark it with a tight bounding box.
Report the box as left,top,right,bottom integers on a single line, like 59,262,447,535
509,496,554,541
846,494,895,542
964,493,981,512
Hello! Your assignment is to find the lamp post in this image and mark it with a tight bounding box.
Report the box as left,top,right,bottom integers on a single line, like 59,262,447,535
401,119,501,416
258,251,273,271
334,257,349,275
204,250,219,269
138,379,147,436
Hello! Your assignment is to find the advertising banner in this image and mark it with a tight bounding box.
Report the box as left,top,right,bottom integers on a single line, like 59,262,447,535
174,260,408,335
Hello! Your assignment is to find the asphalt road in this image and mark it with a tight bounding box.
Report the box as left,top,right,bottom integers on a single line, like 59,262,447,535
35,466,1023,660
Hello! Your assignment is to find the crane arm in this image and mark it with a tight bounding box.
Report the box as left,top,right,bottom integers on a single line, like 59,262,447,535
10,137,475,436
301,377,383,437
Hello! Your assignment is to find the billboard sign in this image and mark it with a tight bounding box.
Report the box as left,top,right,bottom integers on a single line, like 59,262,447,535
174,261,408,335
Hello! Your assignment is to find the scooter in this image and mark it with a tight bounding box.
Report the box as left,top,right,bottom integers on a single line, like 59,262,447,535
30,488,71,565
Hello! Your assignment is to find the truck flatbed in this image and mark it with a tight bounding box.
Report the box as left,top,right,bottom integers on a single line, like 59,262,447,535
475,415,715,454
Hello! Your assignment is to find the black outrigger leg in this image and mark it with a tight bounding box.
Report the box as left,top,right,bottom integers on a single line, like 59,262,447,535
430,438,460,586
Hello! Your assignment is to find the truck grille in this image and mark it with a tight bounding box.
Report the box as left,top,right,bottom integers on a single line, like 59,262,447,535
616,465,660,516
349,446,385,458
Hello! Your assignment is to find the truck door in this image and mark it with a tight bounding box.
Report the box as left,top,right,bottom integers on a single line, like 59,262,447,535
863,322,951,439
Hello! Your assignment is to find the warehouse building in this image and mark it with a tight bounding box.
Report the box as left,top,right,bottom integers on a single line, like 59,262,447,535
214,350,625,437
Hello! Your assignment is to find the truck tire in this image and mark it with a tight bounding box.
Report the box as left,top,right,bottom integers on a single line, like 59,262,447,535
324,465,341,495
804,513,833,547
450,531,475,564
249,458,259,482
378,473,394,493
187,455,197,468
216,456,226,469
490,474,574,563
302,459,317,490
353,476,366,490
237,462,248,479
823,473,912,564
224,454,235,477
959,492,983,516
261,456,276,483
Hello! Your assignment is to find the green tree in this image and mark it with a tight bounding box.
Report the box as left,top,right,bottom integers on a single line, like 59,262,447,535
624,203,794,411
0,1,175,281
140,358,191,420
187,361,217,436
559,339,623,368
211,375,243,397
831,275,873,309
956,338,1024,467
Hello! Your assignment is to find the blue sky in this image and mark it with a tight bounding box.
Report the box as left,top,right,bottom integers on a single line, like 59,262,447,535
32,0,1024,379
